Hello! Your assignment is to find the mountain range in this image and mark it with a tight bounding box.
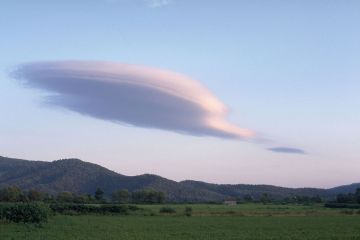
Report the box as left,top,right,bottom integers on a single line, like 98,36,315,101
0,156,359,202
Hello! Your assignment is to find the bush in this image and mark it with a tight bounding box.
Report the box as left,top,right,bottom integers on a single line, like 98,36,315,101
184,207,192,217
159,207,176,214
2,203,49,224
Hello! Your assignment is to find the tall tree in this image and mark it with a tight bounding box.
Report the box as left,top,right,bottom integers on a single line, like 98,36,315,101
95,188,104,201
112,189,129,203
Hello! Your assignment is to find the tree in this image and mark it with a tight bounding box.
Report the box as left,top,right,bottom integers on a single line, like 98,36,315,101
356,188,360,204
0,186,22,202
295,195,310,204
112,189,129,203
260,193,272,204
157,191,165,204
336,188,360,204
337,193,354,203
28,189,43,201
243,194,254,202
131,190,165,204
74,194,91,204
95,188,104,201
310,195,322,203
57,191,73,202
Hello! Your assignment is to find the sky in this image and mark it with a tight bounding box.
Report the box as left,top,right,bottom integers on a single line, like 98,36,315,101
1,0,359,188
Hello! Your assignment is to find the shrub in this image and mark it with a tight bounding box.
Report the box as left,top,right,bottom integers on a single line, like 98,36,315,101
159,207,176,214
341,210,354,215
2,203,49,224
184,207,192,217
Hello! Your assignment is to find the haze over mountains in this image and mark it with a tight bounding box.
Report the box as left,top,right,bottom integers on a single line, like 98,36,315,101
0,156,359,202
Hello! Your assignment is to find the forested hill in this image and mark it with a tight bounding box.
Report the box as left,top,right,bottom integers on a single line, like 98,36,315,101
0,156,358,202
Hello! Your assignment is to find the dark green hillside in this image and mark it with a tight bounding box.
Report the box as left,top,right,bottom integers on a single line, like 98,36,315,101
0,156,224,202
0,157,126,194
180,180,327,200
0,156,358,202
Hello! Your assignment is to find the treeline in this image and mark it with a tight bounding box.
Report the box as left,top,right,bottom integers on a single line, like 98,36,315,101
336,188,360,204
325,188,360,209
238,193,323,204
0,186,165,204
0,186,165,224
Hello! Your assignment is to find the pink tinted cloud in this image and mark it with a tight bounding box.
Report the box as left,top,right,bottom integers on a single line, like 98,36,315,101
14,61,254,139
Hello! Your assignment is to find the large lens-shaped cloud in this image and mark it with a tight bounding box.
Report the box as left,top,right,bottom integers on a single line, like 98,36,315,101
13,61,254,139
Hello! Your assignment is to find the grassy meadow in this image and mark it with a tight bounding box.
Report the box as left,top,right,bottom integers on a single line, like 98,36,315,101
1,203,360,240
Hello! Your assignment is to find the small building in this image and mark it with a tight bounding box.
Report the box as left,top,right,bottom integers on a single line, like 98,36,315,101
223,199,237,205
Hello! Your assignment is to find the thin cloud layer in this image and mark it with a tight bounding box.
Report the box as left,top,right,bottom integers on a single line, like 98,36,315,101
268,147,306,154
145,0,173,8
13,61,254,139
104,0,173,8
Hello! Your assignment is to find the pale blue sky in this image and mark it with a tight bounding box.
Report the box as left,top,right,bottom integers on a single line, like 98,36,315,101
1,0,359,187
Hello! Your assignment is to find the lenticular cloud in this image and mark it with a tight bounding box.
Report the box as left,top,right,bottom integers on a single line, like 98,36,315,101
14,61,254,139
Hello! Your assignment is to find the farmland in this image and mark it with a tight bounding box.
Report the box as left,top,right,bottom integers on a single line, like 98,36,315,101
1,203,360,240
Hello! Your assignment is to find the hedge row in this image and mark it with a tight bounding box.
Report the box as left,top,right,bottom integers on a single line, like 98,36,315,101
324,203,360,209
0,203,143,223
49,203,141,215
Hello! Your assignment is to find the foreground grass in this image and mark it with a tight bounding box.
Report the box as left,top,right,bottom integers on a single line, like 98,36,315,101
138,203,348,216
1,215,360,240
1,204,360,240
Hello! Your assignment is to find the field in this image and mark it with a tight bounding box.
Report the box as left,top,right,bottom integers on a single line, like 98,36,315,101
1,203,360,240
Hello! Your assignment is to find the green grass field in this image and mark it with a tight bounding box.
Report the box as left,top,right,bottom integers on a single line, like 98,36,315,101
1,204,360,240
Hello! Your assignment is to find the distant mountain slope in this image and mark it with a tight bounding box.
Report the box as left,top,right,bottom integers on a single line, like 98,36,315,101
179,180,327,199
0,156,358,202
327,183,360,195
0,156,224,202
